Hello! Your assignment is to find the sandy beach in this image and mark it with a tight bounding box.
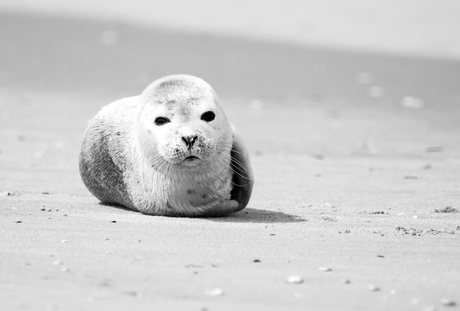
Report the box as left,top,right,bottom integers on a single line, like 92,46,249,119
0,7,459,311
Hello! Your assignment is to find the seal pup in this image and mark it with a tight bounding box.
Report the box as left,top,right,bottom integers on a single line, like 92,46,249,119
79,74,254,217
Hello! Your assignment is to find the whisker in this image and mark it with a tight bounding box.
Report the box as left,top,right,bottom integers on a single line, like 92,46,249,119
230,159,252,181
230,149,247,156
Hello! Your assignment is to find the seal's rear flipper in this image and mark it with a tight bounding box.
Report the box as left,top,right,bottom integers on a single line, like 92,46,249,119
229,128,254,212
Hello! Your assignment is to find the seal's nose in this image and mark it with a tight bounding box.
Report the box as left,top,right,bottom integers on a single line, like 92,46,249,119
182,135,198,149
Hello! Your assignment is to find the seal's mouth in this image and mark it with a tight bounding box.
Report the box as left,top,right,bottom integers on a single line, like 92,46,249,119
182,156,201,166
184,156,199,161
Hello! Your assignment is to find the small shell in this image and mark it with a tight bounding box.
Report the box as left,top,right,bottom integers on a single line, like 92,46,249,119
287,276,303,284
368,285,380,291
204,288,224,296
440,298,456,307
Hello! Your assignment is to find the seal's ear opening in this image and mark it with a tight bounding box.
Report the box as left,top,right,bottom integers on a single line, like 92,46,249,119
229,135,254,212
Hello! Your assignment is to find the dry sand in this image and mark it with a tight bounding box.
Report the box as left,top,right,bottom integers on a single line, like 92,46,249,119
1,11,459,311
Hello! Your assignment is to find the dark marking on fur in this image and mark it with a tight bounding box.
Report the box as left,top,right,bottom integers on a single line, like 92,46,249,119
79,126,132,209
157,79,183,89
187,97,201,105
229,141,254,212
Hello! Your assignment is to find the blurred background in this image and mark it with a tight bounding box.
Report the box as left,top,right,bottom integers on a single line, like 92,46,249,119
2,0,460,59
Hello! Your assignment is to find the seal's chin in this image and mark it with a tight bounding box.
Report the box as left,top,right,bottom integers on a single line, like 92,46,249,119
180,156,202,168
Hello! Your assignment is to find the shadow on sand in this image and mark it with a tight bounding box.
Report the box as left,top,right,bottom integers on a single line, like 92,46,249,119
100,203,305,224
207,207,306,224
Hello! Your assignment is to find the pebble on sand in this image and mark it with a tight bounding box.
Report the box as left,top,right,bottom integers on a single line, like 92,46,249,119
401,96,424,109
318,267,332,272
123,290,139,297
61,239,68,243
440,298,456,306
204,288,224,296
287,276,303,284
425,146,443,153
368,285,380,292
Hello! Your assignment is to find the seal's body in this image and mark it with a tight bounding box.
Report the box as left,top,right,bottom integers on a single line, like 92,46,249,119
79,75,254,217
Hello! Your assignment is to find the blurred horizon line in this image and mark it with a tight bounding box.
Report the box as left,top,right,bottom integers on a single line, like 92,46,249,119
1,0,460,60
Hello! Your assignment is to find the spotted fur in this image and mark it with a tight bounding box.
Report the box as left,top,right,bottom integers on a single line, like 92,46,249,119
79,75,254,217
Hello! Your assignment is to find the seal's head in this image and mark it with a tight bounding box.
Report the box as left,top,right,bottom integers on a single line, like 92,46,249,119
137,75,233,172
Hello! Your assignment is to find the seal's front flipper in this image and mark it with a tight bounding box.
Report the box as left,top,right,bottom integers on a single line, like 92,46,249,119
200,199,239,217
229,127,254,212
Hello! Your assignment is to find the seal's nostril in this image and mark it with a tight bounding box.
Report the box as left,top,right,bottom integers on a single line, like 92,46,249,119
182,135,198,149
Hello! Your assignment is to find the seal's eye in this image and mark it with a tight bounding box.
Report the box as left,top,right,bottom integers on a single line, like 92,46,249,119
154,117,170,126
201,111,215,122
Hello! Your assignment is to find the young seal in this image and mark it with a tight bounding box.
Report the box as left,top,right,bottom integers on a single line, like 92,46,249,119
79,74,254,217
